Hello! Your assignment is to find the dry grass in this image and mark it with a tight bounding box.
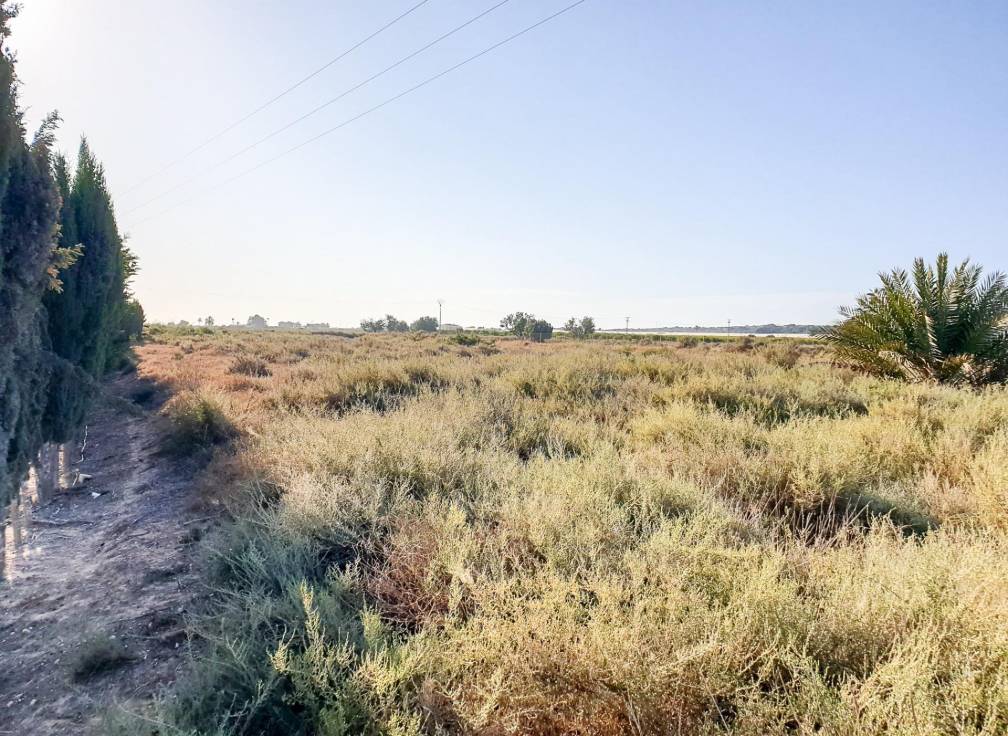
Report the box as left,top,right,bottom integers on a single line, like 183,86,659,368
127,328,1008,735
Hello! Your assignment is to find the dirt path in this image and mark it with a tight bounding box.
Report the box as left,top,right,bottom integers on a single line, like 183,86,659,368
0,375,210,735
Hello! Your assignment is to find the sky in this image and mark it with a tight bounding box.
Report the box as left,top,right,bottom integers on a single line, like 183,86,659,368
8,1,1007,329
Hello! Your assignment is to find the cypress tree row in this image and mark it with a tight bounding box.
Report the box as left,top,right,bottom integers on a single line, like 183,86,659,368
1,3,139,507
0,5,62,504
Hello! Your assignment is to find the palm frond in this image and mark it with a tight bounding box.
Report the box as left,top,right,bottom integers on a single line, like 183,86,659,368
823,255,1008,386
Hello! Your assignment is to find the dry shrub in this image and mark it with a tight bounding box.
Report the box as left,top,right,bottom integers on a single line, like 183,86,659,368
272,360,454,414
762,341,803,369
230,355,271,377
365,513,475,631
162,389,238,453
967,427,1008,529
71,633,134,682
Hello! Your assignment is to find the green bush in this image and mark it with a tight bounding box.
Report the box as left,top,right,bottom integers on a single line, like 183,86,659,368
563,316,596,339
448,333,480,347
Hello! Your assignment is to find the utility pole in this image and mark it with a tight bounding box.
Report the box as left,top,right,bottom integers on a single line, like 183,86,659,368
438,299,443,328
625,316,630,334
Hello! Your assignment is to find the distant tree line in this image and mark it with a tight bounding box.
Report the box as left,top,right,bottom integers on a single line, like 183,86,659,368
1,4,139,506
360,314,440,333
620,323,823,335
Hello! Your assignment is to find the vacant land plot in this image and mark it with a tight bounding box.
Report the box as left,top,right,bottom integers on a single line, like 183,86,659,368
127,327,1008,735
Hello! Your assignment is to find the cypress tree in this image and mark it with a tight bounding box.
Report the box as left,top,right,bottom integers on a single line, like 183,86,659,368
45,140,133,376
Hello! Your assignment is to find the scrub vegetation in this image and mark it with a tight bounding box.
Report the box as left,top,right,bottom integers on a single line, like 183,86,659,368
126,328,1008,735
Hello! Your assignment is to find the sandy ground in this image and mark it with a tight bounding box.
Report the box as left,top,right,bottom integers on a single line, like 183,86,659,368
0,374,211,735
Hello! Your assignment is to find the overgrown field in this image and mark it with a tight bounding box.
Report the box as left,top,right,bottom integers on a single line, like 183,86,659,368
130,328,1008,735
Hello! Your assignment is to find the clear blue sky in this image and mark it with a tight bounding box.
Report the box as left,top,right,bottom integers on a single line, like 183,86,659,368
10,1,1007,328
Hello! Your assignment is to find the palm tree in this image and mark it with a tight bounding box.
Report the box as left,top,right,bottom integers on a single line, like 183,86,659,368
820,254,1008,386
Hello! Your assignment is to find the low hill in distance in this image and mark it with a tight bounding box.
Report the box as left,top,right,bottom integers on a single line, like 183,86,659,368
607,323,825,335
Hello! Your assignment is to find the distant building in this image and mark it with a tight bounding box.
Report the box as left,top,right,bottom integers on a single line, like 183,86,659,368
438,323,463,333
247,314,268,329
278,321,303,330
306,323,330,331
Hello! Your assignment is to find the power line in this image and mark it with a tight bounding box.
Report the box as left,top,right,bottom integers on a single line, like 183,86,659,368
125,0,514,215
122,0,433,195
129,0,589,229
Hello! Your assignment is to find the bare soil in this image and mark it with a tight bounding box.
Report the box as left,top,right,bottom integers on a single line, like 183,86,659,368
0,374,212,735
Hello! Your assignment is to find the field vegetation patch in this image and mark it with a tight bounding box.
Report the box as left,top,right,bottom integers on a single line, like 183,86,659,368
127,329,1008,735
